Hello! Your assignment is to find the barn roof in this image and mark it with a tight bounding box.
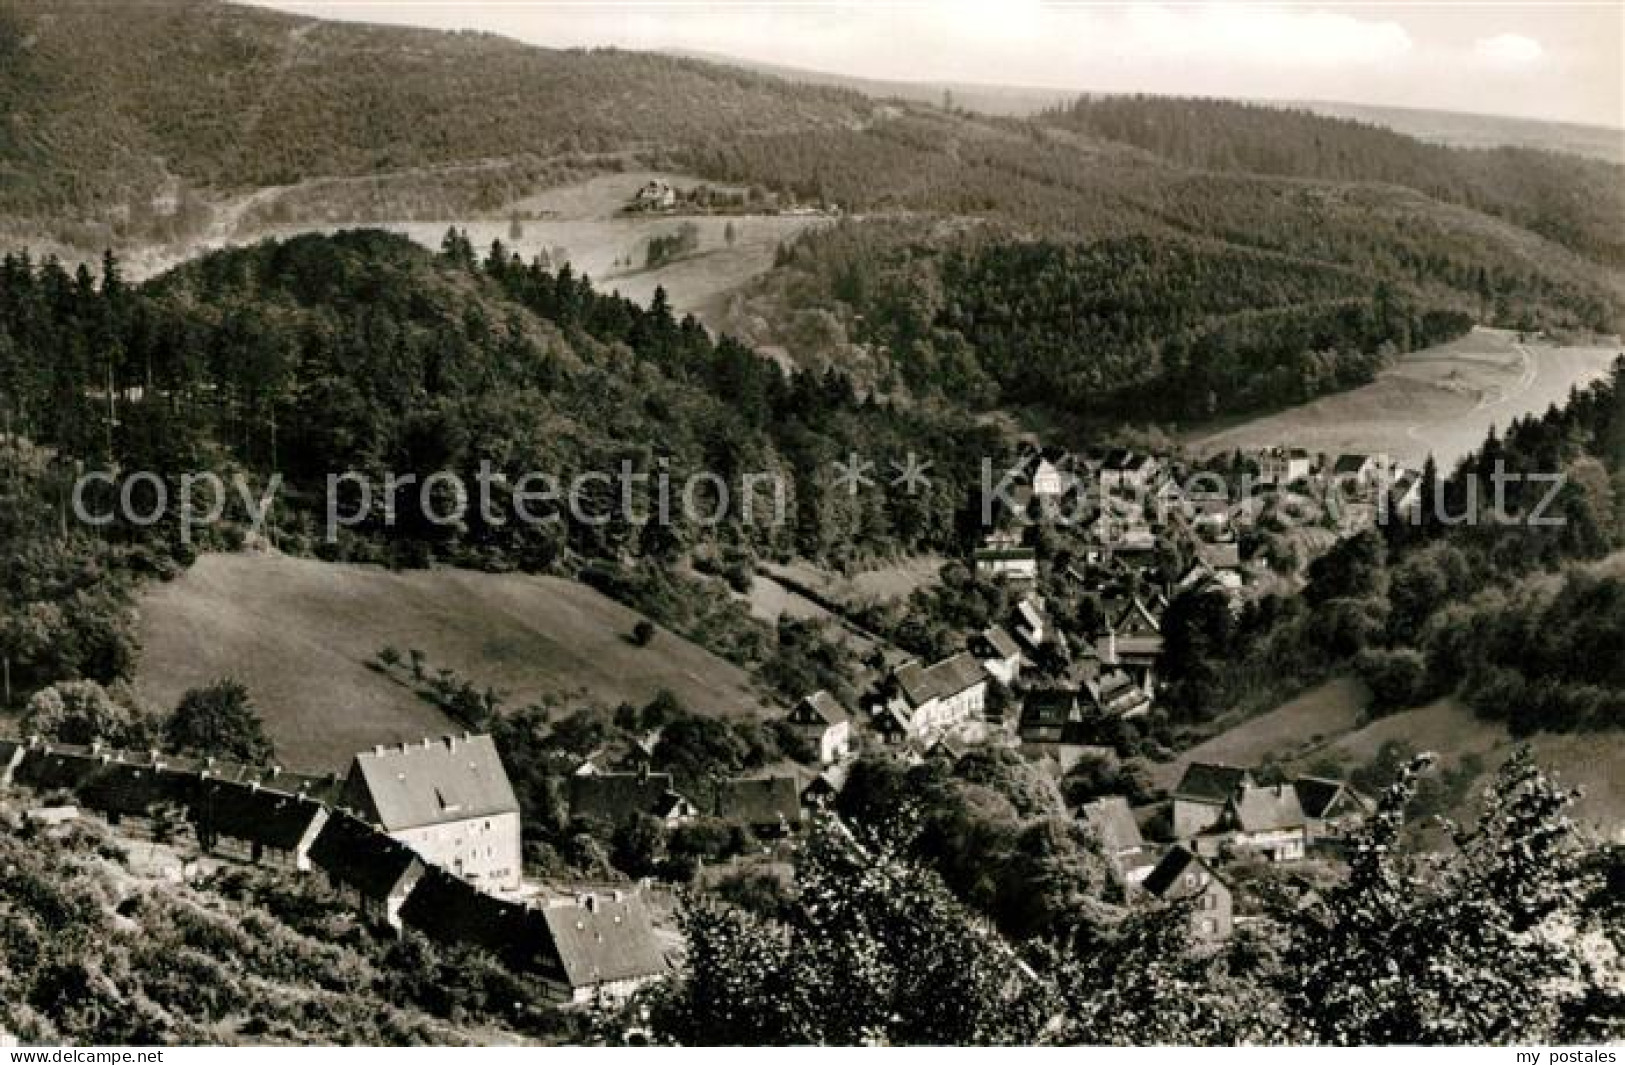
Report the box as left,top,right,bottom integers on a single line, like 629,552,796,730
1080,796,1145,855
715,774,803,828
569,771,678,825
308,811,425,901
1173,763,1252,805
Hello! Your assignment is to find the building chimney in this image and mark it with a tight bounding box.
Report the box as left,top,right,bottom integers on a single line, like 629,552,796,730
373,744,385,757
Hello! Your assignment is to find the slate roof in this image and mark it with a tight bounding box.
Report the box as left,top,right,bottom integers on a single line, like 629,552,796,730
796,691,850,727
399,867,556,972
1293,777,1358,820
77,756,197,818
1227,784,1308,833
308,811,425,902
896,652,986,709
541,893,670,989
1142,845,1223,899
1173,763,1253,805
345,734,518,831
1333,453,1373,475
569,771,678,825
980,626,1022,660
11,743,101,792
714,774,803,829
1080,796,1145,855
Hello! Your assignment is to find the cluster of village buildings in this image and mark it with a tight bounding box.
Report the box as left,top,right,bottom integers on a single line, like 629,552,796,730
0,733,669,1005
0,437,1392,998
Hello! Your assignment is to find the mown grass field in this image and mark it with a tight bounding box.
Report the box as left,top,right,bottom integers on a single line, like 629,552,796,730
1187,327,1620,468
136,552,769,772
1162,677,1625,840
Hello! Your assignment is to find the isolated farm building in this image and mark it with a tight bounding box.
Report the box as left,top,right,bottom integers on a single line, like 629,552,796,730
192,778,330,870
786,691,854,765
539,891,671,1005
570,769,695,826
1142,846,1233,942
1172,762,1254,839
632,179,677,210
341,734,522,891
1294,777,1373,842
888,652,988,738
715,774,804,836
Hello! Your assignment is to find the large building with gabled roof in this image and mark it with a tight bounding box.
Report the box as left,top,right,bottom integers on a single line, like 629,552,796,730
341,733,521,891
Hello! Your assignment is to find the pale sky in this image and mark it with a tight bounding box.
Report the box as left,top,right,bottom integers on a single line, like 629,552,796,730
251,2,1625,128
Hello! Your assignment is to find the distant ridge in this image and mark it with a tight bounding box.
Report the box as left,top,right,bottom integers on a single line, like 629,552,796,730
665,48,1625,165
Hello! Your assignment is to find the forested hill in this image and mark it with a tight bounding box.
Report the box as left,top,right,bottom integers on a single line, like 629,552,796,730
1043,96,1625,266
0,0,871,226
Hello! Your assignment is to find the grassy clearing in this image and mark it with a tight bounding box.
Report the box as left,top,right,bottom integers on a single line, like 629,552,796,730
766,555,945,609
1187,327,1619,468
136,552,769,772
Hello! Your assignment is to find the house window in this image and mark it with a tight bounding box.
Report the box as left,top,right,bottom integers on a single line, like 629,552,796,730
1200,918,1216,935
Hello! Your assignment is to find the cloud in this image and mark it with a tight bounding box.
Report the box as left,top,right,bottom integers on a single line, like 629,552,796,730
1474,33,1545,67
1115,4,1415,67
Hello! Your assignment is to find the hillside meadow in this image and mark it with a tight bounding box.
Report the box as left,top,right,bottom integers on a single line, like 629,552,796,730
136,552,771,771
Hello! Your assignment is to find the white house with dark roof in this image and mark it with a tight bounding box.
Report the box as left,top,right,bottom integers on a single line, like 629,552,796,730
1201,783,1309,862
1171,762,1255,840
341,734,522,891
540,892,671,1005
786,691,853,765
886,652,988,740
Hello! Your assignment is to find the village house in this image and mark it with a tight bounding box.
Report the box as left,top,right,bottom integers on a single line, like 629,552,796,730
974,531,1039,581
569,768,697,826
341,734,522,892
975,626,1024,688
1257,447,1314,485
1018,689,1089,745
1294,776,1374,842
1012,596,1049,651
1096,597,1163,695
1089,669,1153,719
1171,762,1255,840
307,810,427,933
714,774,804,836
786,691,854,765
1079,796,1155,883
539,891,672,1005
1385,469,1425,520
1330,453,1382,495
885,652,988,740
1099,449,1161,494
1141,846,1234,942
1199,783,1309,862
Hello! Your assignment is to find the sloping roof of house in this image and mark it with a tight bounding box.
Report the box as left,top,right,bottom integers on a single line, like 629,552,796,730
346,734,519,832
1333,453,1373,475
541,893,670,989
1142,845,1222,899
193,779,329,851
798,691,850,727
399,867,556,972
1293,777,1370,820
1228,784,1308,833
309,811,425,901
1173,763,1252,805
1080,796,1145,855
569,772,677,825
11,743,101,792
980,626,1022,661
715,774,803,828
1194,540,1242,571
896,652,986,708
76,755,197,817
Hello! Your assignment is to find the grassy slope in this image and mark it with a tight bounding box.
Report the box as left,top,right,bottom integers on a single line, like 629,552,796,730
136,552,769,771
1186,327,1621,468
1161,677,1625,839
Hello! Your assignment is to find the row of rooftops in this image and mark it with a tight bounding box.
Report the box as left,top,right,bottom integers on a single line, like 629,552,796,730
0,733,669,994
1173,761,1373,830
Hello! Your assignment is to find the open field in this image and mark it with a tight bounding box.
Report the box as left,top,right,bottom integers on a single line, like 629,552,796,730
766,555,945,609
116,170,829,324
1187,327,1620,468
1151,676,1371,790
136,552,769,772
1163,679,1625,840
